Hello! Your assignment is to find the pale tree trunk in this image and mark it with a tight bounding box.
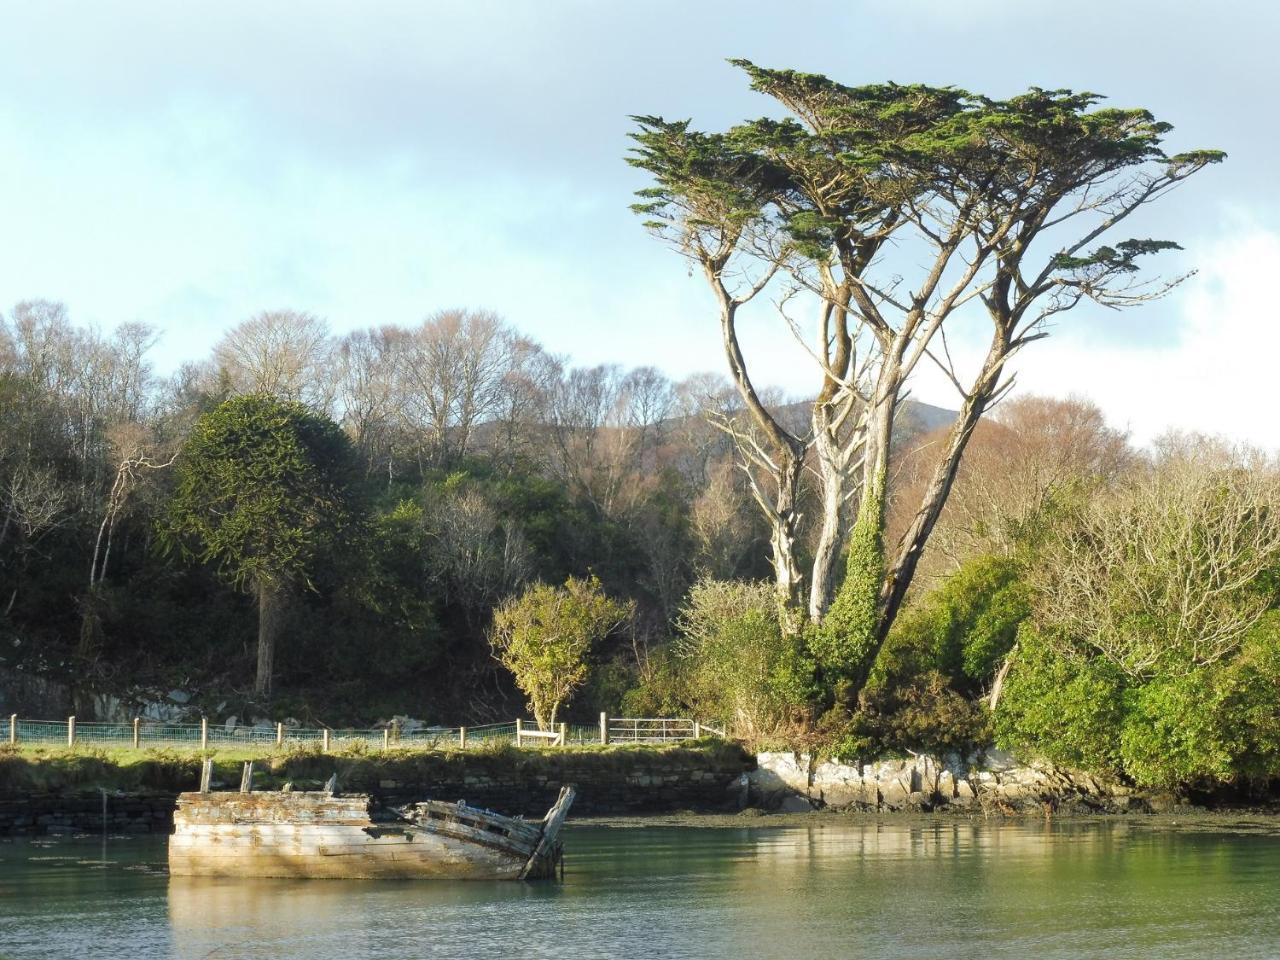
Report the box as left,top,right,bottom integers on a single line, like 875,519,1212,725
807,400,865,622
769,450,805,634
255,578,283,698
806,280,859,625
988,652,1015,712
707,269,810,633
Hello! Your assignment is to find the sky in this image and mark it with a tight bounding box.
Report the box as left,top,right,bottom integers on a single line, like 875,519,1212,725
1,0,1277,446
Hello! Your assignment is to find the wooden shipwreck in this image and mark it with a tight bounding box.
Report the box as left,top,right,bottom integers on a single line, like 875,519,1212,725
168,761,574,880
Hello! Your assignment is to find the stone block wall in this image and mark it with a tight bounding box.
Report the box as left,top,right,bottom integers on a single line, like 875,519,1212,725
0,792,175,835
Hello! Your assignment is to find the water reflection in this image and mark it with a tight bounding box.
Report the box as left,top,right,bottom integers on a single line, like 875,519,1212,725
2,820,1279,960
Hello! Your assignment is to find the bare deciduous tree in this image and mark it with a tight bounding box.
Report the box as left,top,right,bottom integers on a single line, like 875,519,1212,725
390,309,521,464
1033,439,1280,678
213,310,334,410
890,394,1133,584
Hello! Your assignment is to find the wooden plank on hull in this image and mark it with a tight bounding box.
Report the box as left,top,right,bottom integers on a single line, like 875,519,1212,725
168,786,572,880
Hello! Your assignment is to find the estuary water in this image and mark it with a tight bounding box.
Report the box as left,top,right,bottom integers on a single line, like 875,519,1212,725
1,818,1279,959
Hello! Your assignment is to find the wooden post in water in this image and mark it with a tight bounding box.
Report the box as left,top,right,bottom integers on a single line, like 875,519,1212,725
515,718,523,747
132,717,141,749
67,715,76,747
459,726,467,749
322,728,331,753
200,717,208,752
199,758,213,793
599,713,609,745
9,714,16,746
240,761,255,793
559,722,567,747
276,722,284,748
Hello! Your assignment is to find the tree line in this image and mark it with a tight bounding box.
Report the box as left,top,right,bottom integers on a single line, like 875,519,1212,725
0,299,781,722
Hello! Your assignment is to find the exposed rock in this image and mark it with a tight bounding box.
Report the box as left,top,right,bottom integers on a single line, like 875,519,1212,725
727,772,750,811
779,795,814,813
750,751,1140,815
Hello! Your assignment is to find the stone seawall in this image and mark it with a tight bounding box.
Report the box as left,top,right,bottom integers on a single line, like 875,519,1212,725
749,750,1153,815
0,792,176,835
0,744,755,835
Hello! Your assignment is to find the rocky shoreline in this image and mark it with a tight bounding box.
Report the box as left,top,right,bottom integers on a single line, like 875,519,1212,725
745,750,1234,817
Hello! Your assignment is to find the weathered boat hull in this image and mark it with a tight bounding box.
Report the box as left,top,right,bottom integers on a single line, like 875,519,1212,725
168,788,572,880
169,823,534,879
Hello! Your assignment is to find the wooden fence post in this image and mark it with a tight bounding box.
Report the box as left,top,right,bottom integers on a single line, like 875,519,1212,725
200,717,208,752
559,722,567,747
459,726,467,749
133,717,141,749
515,718,523,747
276,722,284,748
9,714,16,746
383,728,390,752
693,721,701,739
322,728,331,753
600,712,609,745
67,715,76,747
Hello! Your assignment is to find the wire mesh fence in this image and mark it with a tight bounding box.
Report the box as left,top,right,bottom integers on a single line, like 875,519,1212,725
1,714,725,751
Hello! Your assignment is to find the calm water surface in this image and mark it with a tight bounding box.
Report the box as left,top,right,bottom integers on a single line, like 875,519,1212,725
1,819,1278,959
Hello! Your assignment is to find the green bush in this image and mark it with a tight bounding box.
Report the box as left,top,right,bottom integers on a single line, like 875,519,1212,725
997,614,1280,789
835,670,992,760
1118,671,1231,787
994,624,1126,774
1214,619,1280,780
677,579,815,738
618,648,687,718
872,554,1029,695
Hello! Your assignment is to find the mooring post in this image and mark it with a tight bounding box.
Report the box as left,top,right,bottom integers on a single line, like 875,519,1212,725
322,728,331,753
600,712,608,745
382,727,390,752
515,718,523,747
199,758,213,793
200,717,208,752
276,722,284,748
67,715,76,748
8,714,16,746
240,761,255,794
132,717,141,749
559,722,567,747
459,726,467,749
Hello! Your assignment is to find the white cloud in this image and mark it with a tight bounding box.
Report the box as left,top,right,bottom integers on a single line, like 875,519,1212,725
988,226,1280,449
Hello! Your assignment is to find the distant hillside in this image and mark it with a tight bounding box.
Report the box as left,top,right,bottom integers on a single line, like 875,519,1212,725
767,398,958,442
895,399,957,437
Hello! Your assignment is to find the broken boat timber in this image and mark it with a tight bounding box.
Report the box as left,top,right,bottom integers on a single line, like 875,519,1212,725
168,764,575,881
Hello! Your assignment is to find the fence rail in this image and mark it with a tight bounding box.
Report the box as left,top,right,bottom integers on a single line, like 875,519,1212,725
1,713,724,752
